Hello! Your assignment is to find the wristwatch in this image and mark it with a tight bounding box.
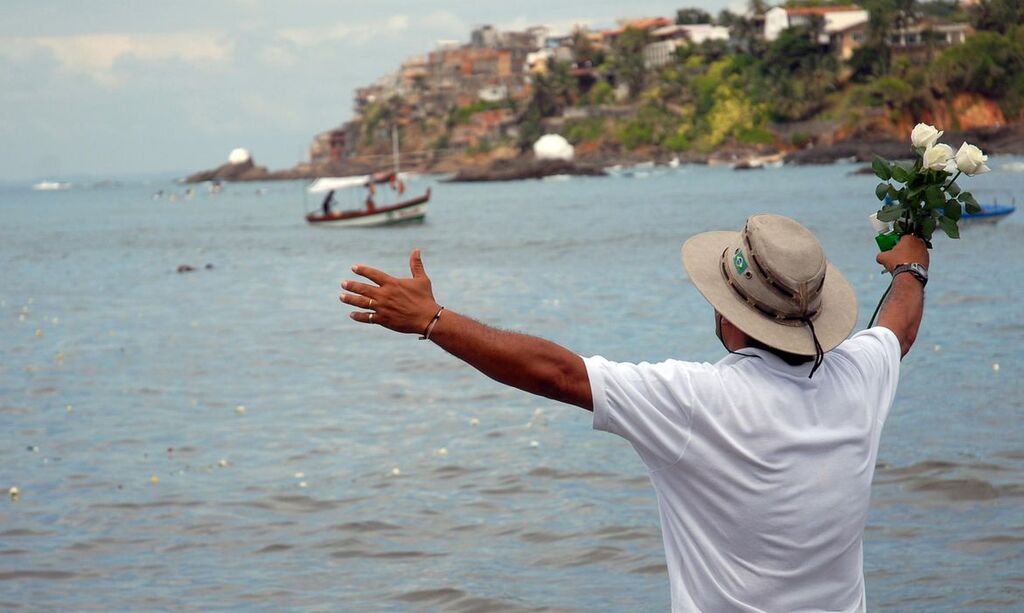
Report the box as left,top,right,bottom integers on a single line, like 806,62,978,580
891,262,928,287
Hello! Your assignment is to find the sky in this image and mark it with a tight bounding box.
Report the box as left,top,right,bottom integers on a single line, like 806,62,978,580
0,0,740,181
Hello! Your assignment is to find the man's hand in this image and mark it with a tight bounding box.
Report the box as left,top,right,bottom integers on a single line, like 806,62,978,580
877,235,929,273
340,249,440,335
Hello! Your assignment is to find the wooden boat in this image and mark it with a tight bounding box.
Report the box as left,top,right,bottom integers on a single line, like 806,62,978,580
305,187,430,227
304,125,429,227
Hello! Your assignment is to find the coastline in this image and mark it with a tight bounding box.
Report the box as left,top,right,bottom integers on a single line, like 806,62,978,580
184,123,1024,183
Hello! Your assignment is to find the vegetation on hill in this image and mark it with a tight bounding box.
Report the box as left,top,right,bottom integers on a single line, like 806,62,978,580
352,0,1023,165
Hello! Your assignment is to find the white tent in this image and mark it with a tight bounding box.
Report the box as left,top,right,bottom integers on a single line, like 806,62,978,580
533,134,575,161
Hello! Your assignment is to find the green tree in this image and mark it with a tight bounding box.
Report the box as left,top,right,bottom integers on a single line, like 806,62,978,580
571,28,604,66
931,26,1024,116
610,27,651,99
719,11,765,56
758,26,840,120
676,8,712,24
517,61,577,149
971,0,1024,34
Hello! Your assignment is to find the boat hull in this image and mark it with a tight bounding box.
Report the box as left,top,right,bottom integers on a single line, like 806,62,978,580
962,204,1015,224
306,190,430,227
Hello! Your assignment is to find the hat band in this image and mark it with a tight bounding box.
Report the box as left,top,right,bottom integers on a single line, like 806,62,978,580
720,248,819,326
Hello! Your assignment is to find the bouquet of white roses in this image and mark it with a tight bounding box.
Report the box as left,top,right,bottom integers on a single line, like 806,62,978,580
870,123,990,250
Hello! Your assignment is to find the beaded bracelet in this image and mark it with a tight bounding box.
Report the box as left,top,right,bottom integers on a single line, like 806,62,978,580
419,306,445,341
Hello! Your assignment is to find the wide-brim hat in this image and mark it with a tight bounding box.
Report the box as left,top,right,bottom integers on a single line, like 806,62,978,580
682,214,857,355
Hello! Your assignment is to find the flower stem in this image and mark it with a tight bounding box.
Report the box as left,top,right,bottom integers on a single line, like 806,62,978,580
943,170,962,192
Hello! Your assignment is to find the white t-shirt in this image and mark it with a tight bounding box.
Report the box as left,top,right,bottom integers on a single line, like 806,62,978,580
585,327,901,613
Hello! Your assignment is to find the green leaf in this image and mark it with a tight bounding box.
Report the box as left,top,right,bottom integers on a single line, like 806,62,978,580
921,215,936,240
944,201,962,221
891,164,910,183
939,216,960,239
965,200,982,214
960,191,979,207
871,155,891,181
876,206,904,222
946,181,961,197
924,186,944,209
875,182,890,201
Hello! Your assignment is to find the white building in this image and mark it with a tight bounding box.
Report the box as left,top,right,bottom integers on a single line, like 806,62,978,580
651,24,730,45
643,23,733,68
764,5,869,44
644,24,730,68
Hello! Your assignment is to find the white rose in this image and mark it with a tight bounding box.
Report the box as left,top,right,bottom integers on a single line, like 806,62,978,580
954,142,991,176
911,123,943,150
922,143,955,173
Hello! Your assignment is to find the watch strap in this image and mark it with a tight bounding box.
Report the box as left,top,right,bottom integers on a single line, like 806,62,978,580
892,263,928,287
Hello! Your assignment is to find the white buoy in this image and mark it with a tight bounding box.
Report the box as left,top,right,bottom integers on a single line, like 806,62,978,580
992,363,1000,372
436,447,449,457
933,345,941,352
9,486,19,500
294,472,305,479
217,459,228,468
390,467,401,476
533,134,575,161
298,481,308,488
235,405,246,415
529,440,540,448
469,418,480,427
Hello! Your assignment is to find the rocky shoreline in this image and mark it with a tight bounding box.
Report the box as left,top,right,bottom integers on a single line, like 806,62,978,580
783,124,1024,165
444,158,607,182
184,123,1024,183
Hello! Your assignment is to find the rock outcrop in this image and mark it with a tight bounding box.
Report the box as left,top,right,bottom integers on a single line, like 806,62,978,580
445,157,607,182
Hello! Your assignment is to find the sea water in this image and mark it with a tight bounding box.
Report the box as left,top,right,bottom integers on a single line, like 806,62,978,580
1,161,1022,610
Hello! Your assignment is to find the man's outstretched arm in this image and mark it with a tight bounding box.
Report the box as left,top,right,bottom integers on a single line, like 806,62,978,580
875,236,929,358
340,249,593,411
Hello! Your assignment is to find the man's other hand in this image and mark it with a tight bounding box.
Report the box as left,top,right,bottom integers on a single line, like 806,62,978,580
340,249,440,335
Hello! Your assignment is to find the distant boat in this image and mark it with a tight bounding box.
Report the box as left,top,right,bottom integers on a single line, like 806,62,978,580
32,181,71,191
304,125,430,227
305,182,430,227
962,203,1015,224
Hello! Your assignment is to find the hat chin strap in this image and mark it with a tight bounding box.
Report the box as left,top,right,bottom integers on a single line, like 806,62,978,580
802,316,825,379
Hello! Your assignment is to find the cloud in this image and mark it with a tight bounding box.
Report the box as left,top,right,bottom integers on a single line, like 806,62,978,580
278,14,411,47
8,31,233,86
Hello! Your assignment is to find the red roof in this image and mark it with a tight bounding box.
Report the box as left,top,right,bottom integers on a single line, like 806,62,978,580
622,17,673,30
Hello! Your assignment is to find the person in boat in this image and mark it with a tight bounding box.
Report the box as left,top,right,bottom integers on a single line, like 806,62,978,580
388,173,405,196
321,190,335,216
339,214,929,611
365,182,376,212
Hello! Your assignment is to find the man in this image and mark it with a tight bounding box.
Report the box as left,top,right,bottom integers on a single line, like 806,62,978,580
339,214,928,612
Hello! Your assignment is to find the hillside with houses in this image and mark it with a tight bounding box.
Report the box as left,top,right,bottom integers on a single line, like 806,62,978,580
296,0,1022,176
